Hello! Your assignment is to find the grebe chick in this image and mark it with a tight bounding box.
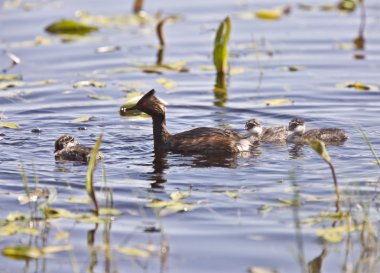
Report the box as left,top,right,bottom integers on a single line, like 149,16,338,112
122,89,255,154
287,117,348,145
245,118,288,143
54,135,104,162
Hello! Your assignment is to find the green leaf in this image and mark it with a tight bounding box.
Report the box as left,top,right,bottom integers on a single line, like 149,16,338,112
336,81,379,91
213,16,231,74
43,207,80,219
86,133,103,215
224,191,240,199
99,208,122,216
0,81,24,90
262,98,294,107
2,245,43,259
114,246,150,257
64,197,92,204
170,191,189,201
255,9,283,20
73,81,106,88
0,75,21,81
0,122,20,129
45,19,98,35
316,224,363,243
71,116,95,123
310,140,331,163
156,78,177,89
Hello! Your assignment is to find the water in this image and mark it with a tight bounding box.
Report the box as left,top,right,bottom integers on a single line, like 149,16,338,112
1,0,380,272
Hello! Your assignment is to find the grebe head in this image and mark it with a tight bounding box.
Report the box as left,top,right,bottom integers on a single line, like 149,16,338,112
245,118,263,136
289,117,305,134
55,135,79,153
122,89,166,117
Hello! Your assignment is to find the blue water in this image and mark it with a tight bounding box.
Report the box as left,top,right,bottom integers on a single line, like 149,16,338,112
0,0,380,272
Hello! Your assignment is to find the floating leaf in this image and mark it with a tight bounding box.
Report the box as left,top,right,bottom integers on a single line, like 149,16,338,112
71,116,95,123
77,216,113,223
0,222,38,236
29,79,55,86
45,19,98,35
230,67,245,75
10,36,53,48
199,65,215,71
0,81,24,90
310,140,330,163
0,75,21,81
2,244,72,260
336,82,379,91
224,191,240,199
337,0,357,12
0,122,20,129
159,203,196,217
99,208,122,216
65,197,92,204
156,78,177,89
170,191,189,201
43,207,80,219
86,133,103,215
262,99,294,107
278,66,305,72
2,245,43,259
278,198,302,207
73,81,106,88
316,224,363,243
248,266,278,273
255,9,283,20
213,16,231,74
54,232,70,241
114,246,150,257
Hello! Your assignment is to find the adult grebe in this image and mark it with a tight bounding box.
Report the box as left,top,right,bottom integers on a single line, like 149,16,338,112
245,118,288,143
287,117,348,145
54,135,104,162
122,89,257,153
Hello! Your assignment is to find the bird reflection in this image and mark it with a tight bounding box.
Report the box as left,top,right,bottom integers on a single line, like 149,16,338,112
288,144,305,159
149,144,261,188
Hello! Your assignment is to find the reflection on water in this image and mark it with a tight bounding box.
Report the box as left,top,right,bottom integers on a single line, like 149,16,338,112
1,0,380,272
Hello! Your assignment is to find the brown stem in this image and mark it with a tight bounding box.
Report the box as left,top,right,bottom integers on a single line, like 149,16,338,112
327,161,340,212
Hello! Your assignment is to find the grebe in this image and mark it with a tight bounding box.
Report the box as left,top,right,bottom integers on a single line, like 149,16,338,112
287,117,348,145
122,89,257,153
245,118,288,143
54,135,104,162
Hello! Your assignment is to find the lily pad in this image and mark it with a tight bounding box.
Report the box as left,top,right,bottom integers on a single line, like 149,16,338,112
156,78,177,89
45,19,98,35
0,81,24,90
170,191,190,201
71,116,95,123
255,9,283,20
262,99,294,107
0,122,20,129
0,75,21,81
114,246,150,257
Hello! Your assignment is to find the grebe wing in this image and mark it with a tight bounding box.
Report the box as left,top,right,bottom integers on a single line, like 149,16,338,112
304,128,348,142
261,126,288,143
170,127,245,153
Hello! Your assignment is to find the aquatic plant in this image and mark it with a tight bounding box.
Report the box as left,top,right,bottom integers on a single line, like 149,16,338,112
310,140,341,211
86,133,103,215
213,16,231,75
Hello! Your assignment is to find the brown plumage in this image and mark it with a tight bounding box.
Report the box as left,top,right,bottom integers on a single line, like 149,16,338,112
122,89,252,154
54,135,104,162
287,117,348,145
245,118,288,143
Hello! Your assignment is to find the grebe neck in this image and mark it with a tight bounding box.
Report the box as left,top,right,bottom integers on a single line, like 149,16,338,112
152,113,171,150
